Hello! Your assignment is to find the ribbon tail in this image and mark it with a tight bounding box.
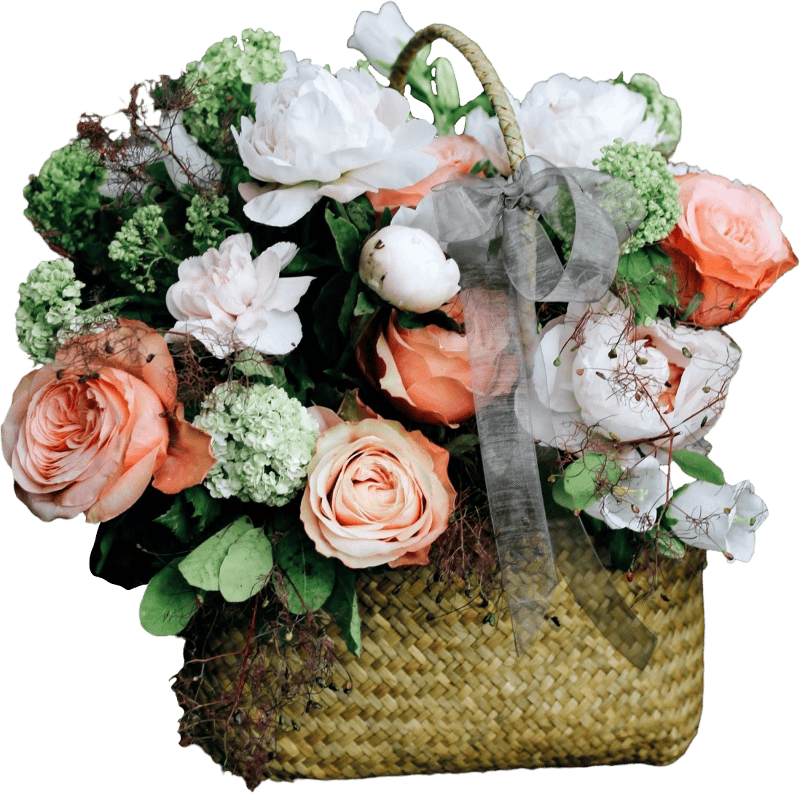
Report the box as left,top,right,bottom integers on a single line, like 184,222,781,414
537,446,657,670
461,287,558,656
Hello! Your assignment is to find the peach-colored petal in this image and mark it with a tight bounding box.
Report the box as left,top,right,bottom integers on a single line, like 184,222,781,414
307,406,342,434
151,415,216,494
87,445,164,523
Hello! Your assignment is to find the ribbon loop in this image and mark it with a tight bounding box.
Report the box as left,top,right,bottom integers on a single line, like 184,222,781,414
432,156,655,667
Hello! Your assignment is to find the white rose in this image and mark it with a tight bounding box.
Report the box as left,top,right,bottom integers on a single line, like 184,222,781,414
166,233,313,358
516,302,741,454
347,2,415,77
233,55,437,227
666,480,768,561
359,225,460,313
585,457,671,532
465,74,666,173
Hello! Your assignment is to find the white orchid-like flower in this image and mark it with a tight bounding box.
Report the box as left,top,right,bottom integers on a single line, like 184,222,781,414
584,457,672,532
666,480,768,561
347,2,415,77
234,53,437,227
155,110,221,190
166,233,313,358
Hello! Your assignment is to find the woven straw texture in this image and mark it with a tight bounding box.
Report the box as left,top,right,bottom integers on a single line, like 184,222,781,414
175,547,705,783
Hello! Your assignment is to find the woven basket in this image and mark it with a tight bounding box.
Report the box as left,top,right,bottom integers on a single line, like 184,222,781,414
173,24,707,785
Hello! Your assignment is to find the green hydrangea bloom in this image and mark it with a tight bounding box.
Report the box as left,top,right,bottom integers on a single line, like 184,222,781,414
612,73,681,159
594,139,681,253
194,382,319,506
16,259,85,363
186,193,230,252
183,29,285,155
108,204,175,293
23,141,106,256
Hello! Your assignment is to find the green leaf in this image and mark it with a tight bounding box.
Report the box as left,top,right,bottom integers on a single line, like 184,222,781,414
154,498,191,543
338,274,361,338
325,568,362,656
553,453,622,512
354,290,380,317
379,207,392,229
324,208,362,272
314,269,356,359
671,450,725,486
656,532,686,560
178,516,253,591
609,529,637,570
275,529,336,614
340,196,375,237
219,526,274,603
617,248,659,283
445,433,480,459
139,562,199,636
184,485,222,533
396,308,460,332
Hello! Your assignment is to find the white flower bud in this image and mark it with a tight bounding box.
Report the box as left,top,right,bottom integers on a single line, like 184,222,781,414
358,226,460,313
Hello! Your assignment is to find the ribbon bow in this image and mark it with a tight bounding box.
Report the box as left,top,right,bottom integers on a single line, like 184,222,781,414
431,156,657,668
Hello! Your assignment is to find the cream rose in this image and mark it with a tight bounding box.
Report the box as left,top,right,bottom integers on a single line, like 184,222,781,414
300,417,456,568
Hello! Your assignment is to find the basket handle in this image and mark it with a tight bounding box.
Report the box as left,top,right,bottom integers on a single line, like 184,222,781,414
388,24,525,172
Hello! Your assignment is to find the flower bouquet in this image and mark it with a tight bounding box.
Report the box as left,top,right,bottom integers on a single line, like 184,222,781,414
4,1,797,789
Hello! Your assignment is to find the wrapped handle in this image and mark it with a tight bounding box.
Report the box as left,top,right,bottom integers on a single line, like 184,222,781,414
388,24,525,172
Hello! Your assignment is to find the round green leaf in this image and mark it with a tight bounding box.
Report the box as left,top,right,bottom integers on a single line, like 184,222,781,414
178,516,253,591
219,528,274,603
139,564,198,636
275,530,336,614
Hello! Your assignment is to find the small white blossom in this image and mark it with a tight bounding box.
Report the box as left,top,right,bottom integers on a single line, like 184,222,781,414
347,2,415,77
666,480,767,562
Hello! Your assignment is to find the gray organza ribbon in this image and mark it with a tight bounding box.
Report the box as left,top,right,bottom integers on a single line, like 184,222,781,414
431,156,657,668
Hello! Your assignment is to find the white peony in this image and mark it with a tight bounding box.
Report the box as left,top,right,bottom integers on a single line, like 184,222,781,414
516,300,741,454
166,233,314,358
347,1,415,77
465,74,666,173
233,54,437,227
584,457,672,532
358,225,460,312
666,480,768,561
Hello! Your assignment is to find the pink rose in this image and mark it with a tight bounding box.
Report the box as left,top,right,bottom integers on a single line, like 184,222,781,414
300,417,456,568
2,319,216,523
367,134,493,215
662,173,797,326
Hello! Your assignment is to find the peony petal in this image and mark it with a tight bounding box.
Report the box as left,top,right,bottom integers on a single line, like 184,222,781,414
242,183,321,227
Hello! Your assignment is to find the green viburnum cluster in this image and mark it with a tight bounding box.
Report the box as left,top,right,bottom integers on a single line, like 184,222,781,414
595,139,681,253
194,382,319,507
186,193,231,252
16,259,84,363
23,141,106,257
182,29,286,155
612,73,682,159
108,205,175,293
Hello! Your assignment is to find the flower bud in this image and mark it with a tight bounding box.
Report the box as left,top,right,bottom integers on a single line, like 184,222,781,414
358,226,460,313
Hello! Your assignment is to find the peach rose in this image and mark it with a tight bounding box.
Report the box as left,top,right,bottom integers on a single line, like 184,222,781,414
357,293,518,427
2,319,215,523
300,417,456,568
367,134,492,214
662,172,797,326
